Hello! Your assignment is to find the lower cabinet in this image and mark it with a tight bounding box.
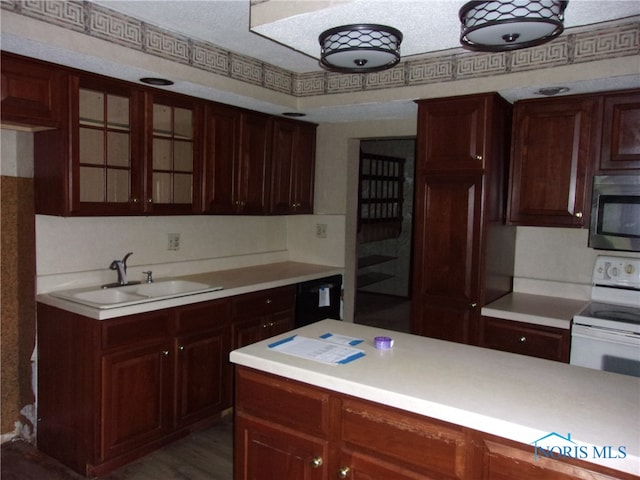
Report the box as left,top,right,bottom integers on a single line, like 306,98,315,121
235,367,634,480
37,298,233,476
479,316,570,362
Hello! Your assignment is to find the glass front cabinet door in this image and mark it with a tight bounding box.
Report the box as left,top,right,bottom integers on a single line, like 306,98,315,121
147,94,202,214
73,76,144,214
71,75,202,215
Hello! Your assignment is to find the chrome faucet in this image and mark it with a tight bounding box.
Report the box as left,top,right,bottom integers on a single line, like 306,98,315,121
109,252,133,285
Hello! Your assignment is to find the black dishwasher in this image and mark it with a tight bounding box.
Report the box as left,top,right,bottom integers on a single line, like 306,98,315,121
295,275,342,327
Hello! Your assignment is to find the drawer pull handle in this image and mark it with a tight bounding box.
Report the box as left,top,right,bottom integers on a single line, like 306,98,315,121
337,466,350,478
310,456,323,468
519,336,527,343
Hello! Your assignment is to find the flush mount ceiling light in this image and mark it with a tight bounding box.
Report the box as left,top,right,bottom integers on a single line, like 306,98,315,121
318,24,403,73
459,0,568,52
139,77,174,86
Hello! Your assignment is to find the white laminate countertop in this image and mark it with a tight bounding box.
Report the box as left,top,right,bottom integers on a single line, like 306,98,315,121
37,262,343,320
482,292,589,329
230,319,640,476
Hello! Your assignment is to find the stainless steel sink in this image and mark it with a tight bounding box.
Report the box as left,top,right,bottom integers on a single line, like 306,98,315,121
50,280,223,309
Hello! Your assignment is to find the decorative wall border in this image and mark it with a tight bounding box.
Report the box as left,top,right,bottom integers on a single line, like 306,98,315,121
2,0,639,98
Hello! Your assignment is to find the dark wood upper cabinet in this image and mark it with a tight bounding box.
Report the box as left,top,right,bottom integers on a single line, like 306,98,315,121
1,53,316,217
270,118,317,214
1,52,65,128
508,95,601,227
34,70,204,216
203,103,240,213
417,95,487,172
599,89,640,172
204,108,271,214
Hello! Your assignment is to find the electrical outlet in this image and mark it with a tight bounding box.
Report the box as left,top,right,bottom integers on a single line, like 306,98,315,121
168,233,180,251
315,223,327,239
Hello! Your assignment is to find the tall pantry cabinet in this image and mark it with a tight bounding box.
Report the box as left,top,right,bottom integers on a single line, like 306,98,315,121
412,93,515,345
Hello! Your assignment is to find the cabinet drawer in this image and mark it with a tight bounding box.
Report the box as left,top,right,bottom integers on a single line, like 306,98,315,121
236,368,330,437
176,298,230,334
479,317,569,362
232,285,295,317
340,398,468,479
101,311,171,350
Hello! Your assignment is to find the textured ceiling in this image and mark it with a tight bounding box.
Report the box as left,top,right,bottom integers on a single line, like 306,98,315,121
89,0,640,73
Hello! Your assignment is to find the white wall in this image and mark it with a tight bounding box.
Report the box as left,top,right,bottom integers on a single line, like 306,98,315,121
513,226,640,300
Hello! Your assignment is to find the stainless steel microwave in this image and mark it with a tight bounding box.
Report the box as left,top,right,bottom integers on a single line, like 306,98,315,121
589,175,640,252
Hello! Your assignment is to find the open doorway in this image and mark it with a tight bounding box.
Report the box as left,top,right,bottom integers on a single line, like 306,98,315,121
354,138,415,333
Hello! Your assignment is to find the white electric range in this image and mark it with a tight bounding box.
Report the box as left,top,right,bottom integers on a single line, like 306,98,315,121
570,256,640,377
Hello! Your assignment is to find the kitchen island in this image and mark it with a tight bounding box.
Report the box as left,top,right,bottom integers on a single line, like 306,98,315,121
231,319,639,479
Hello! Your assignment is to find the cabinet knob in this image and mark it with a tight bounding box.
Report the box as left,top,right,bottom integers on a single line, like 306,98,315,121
574,211,583,218
179,345,184,351
470,302,478,309
265,299,273,304
147,198,153,204
337,466,350,478
162,350,169,356
519,336,527,343
131,197,139,204
310,456,323,468
475,155,483,161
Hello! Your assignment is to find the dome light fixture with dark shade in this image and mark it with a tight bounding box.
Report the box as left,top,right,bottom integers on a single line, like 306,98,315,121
459,0,568,52
318,24,403,73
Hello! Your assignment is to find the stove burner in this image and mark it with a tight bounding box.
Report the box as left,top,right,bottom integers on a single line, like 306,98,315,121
579,302,640,326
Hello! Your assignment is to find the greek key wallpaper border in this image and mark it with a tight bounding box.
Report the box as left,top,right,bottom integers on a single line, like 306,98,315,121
2,0,639,98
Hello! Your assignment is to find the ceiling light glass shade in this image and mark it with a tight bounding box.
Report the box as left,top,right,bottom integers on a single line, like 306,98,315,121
319,24,403,73
459,0,568,51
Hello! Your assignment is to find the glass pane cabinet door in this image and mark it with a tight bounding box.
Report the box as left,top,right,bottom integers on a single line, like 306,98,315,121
78,88,133,206
152,103,194,207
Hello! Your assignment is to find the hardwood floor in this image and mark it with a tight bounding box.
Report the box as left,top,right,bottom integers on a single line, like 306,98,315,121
1,415,233,479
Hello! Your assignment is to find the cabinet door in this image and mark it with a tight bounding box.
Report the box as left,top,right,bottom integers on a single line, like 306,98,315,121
412,173,483,344
416,95,487,172
292,122,317,214
204,103,239,213
270,119,297,214
236,414,328,480
237,112,270,214
270,119,317,214
71,75,145,215
599,90,640,172
1,52,64,128
508,96,599,227
147,93,203,214
101,341,172,461
176,326,228,426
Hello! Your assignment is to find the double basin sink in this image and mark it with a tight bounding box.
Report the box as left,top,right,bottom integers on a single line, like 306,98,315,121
50,280,223,309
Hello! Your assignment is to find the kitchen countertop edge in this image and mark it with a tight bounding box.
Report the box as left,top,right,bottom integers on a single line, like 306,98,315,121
37,262,344,320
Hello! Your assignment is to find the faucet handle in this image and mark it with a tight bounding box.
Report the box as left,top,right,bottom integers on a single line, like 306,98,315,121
142,271,153,283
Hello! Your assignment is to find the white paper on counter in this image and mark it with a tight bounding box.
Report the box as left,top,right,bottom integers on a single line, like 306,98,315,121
268,335,365,365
